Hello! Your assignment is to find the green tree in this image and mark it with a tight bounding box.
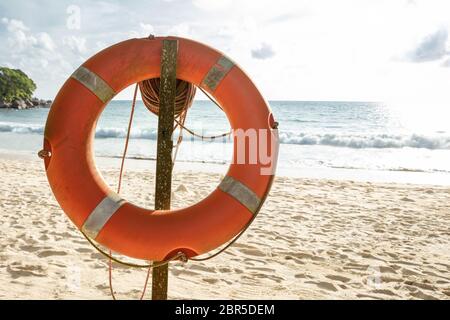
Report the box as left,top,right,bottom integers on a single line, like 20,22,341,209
0,67,37,103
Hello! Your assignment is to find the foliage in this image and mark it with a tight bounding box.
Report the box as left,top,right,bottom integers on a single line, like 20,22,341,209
0,67,37,103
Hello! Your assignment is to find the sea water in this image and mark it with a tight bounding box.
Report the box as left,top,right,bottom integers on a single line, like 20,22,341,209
1,100,449,185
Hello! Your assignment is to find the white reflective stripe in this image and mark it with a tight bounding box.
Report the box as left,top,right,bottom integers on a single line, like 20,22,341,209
218,176,261,214
71,66,115,103
201,56,234,92
82,193,126,239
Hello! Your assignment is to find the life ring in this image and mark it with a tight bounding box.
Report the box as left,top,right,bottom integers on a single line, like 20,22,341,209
42,36,279,261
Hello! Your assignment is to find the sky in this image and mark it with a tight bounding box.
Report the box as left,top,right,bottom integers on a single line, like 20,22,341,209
1,0,450,105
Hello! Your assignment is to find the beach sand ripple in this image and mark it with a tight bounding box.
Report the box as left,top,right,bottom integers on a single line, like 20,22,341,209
0,157,449,299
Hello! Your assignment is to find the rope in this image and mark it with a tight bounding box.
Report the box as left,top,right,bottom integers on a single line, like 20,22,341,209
116,84,138,194
139,78,196,118
175,119,231,141
139,77,196,168
80,77,267,298
172,108,187,166
190,173,275,261
139,267,152,300
198,86,224,111
172,85,277,262
178,87,230,140
111,83,139,300
138,79,266,262
101,84,187,300
140,78,230,141
81,231,186,268
81,229,185,300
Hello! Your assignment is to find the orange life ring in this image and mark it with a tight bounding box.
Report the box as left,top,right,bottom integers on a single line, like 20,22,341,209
42,36,279,261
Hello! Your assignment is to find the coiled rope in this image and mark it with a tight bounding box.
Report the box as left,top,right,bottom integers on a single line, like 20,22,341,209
83,78,268,300
139,78,196,118
140,78,231,142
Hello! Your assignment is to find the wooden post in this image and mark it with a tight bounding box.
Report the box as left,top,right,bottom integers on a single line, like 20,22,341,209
152,39,178,300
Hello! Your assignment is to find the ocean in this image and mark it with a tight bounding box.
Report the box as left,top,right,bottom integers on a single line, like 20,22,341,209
1,100,450,185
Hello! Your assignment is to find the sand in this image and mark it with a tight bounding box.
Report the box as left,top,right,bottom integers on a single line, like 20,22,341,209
0,155,449,300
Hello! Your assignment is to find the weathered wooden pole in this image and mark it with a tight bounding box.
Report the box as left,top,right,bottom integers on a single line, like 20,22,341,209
152,39,178,300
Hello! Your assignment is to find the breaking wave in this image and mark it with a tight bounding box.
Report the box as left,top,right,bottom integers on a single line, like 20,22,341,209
2,122,450,150
278,132,450,149
0,123,44,134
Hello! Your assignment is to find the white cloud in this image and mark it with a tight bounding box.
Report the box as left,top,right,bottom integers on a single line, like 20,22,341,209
251,43,275,60
442,58,450,67
1,0,450,105
406,28,449,62
1,17,56,52
129,22,155,38
140,22,154,35
1,17,28,32
0,17,74,98
2,17,28,32
167,23,191,37
37,32,56,51
63,35,86,54
192,0,233,12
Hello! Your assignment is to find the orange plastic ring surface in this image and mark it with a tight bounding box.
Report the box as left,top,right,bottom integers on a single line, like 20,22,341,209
43,37,278,260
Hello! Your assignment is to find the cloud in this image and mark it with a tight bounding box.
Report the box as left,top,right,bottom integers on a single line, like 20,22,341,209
1,17,28,32
140,22,154,35
167,23,191,37
442,58,450,67
265,12,305,25
129,22,155,38
1,17,56,52
406,28,449,62
62,35,86,54
2,0,450,102
251,43,275,60
37,32,56,51
192,0,233,12
0,17,74,99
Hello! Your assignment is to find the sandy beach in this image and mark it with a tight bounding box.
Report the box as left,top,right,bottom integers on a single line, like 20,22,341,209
0,154,448,299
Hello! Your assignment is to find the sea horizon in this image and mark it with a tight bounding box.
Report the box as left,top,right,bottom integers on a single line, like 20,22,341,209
2,99,449,185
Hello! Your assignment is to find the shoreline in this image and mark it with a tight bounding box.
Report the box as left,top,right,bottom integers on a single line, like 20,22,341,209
0,98,51,110
3,149,450,187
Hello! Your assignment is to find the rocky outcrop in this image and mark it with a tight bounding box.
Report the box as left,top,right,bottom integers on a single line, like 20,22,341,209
0,98,52,110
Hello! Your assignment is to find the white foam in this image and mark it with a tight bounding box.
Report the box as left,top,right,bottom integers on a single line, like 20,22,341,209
278,132,450,149
2,121,450,150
